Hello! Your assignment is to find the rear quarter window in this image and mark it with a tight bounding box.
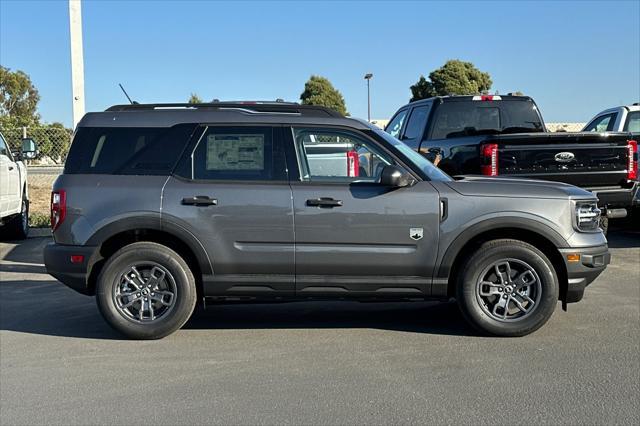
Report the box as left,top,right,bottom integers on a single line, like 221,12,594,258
64,124,197,175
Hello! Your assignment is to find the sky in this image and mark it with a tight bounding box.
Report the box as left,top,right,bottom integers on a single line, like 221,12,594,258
1,0,639,127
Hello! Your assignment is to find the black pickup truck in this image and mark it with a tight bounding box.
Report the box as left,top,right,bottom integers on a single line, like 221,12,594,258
386,95,638,228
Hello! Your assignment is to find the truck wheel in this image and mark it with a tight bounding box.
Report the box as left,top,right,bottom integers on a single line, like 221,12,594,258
5,198,29,240
456,239,559,337
96,242,197,339
599,215,609,235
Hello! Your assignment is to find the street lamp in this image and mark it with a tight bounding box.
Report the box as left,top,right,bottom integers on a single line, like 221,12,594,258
364,73,373,122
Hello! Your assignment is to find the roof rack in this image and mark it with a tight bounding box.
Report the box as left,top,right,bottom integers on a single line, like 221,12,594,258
105,102,344,117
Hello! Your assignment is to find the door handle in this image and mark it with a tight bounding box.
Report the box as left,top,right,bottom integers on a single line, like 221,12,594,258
306,197,343,208
8,165,14,171
181,196,217,206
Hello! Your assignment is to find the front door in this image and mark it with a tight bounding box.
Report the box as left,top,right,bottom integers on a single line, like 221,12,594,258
162,125,295,297
288,127,440,298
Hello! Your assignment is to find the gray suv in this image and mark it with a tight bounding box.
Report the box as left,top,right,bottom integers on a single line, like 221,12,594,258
44,102,610,339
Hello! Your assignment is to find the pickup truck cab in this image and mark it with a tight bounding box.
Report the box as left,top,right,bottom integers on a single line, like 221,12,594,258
0,132,37,239
583,104,640,135
44,102,610,339
386,96,638,231
583,104,640,215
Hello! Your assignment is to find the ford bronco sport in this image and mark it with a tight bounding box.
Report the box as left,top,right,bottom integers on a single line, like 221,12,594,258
44,102,610,339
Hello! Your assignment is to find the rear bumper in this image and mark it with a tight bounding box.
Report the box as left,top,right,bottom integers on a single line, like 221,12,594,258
44,243,97,295
589,182,638,209
559,244,610,303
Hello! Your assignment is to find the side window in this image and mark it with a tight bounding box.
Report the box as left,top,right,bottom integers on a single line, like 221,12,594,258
403,105,431,141
385,110,408,139
64,124,196,175
584,113,617,132
623,111,640,133
187,126,287,181
0,134,8,158
293,128,395,183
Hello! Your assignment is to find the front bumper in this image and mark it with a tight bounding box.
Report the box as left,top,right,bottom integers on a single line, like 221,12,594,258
559,244,610,303
44,243,97,295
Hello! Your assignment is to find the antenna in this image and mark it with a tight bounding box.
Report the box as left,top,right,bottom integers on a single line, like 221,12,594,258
118,83,137,104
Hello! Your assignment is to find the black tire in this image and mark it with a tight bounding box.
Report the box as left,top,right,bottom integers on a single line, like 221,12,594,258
96,242,197,339
599,215,609,236
4,197,29,240
456,239,559,337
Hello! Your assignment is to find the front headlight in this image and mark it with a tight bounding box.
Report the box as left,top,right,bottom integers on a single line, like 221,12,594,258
574,201,601,232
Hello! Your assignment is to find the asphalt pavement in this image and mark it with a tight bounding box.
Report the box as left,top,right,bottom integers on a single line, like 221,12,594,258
1,229,638,425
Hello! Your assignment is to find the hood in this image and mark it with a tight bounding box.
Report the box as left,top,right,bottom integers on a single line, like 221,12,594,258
445,175,596,200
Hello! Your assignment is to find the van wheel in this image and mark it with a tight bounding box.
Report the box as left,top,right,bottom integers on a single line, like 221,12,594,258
456,239,559,337
96,242,197,339
5,198,29,240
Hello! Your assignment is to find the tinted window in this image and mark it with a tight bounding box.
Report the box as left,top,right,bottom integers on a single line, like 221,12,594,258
64,124,196,175
403,105,431,140
183,126,287,181
429,100,544,140
385,110,408,139
294,128,395,183
624,111,640,133
584,113,617,132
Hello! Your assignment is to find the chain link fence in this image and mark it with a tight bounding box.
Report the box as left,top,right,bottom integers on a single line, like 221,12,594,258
1,126,73,165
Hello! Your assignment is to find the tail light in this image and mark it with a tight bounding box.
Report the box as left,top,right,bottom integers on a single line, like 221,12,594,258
347,150,360,177
480,143,499,176
51,189,66,231
628,140,638,181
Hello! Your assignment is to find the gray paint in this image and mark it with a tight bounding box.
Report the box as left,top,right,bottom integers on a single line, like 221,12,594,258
47,108,609,302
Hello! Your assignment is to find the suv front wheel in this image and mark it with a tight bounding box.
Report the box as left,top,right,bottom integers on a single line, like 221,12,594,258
96,242,197,339
456,239,559,337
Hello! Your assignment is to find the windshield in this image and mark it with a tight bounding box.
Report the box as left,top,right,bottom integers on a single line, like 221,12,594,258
370,126,452,181
430,100,544,139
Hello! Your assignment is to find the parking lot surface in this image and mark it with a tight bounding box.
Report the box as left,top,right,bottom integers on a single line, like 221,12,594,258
1,229,639,425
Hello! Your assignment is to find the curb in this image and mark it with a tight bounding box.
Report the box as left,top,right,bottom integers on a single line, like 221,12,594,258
29,228,52,238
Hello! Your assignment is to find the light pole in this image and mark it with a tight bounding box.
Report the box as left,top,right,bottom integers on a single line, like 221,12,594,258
364,73,373,122
69,0,85,129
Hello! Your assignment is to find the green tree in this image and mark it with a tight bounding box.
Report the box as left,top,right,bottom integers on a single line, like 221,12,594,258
0,66,41,127
410,60,492,102
188,93,203,104
300,75,348,116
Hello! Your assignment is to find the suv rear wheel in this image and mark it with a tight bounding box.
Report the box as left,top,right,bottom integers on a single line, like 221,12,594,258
96,242,197,339
456,239,559,337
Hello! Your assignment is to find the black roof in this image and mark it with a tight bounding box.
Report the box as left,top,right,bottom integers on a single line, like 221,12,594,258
79,102,366,129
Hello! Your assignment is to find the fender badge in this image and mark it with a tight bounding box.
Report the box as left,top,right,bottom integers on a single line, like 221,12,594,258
410,228,424,241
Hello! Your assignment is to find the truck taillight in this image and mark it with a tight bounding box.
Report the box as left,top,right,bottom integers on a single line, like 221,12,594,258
51,190,66,231
628,140,638,181
480,143,499,176
347,150,359,177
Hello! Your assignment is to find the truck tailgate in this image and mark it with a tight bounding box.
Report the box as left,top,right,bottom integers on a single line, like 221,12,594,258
495,132,633,187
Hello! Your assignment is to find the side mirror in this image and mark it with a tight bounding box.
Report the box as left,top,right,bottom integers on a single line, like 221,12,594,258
21,138,38,159
379,165,415,188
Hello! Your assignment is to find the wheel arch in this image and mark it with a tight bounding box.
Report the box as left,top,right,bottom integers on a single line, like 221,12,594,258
85,218,212,297
437,220,569,302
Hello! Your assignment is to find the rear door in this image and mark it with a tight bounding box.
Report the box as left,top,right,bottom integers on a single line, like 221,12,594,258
162,125,295,297
287,127,440,297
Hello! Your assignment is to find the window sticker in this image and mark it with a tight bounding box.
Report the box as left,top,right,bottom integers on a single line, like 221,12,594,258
206,134,265,170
